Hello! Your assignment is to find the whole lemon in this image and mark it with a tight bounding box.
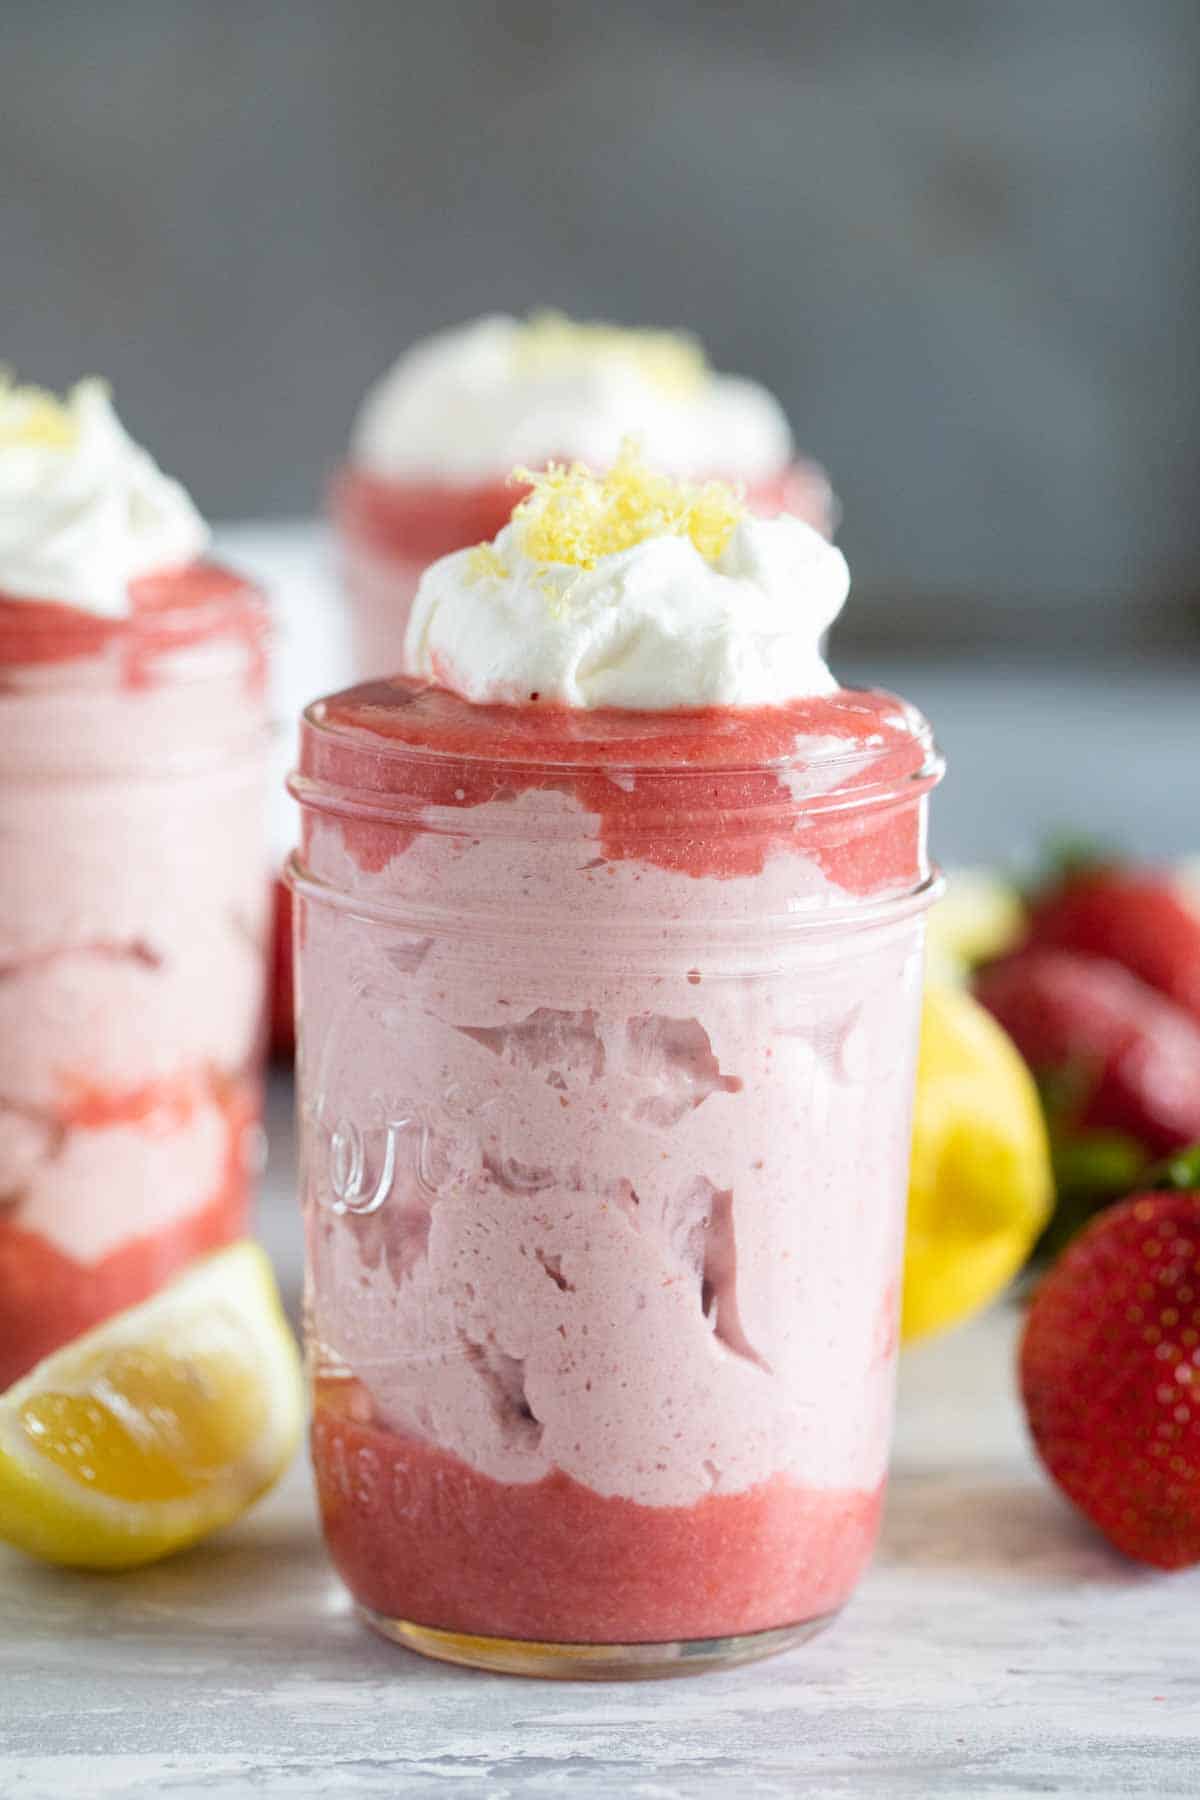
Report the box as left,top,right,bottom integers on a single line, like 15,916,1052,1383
924,867,1026,984
903,982,1052,1341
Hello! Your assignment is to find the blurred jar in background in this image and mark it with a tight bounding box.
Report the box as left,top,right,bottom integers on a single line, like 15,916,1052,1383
0,380,271,1389
330,312,836,680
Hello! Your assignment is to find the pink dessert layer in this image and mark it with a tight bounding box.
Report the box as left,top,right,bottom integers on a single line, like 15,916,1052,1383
0,563,270,1387
314,1382,885,1644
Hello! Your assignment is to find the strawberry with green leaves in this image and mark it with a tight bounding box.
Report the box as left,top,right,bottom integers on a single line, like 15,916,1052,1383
974,848,1200,1254
1025,853,1200,1025
974,950,1200,1159
1020,1151,1200,1569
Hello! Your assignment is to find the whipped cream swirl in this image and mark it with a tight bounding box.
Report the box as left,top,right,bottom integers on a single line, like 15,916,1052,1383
352,315,793,485
0,379,209,616
405,513,848,710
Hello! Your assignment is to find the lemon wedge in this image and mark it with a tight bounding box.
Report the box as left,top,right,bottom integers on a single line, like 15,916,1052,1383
0,1242,303,1569
903,983,1053,1341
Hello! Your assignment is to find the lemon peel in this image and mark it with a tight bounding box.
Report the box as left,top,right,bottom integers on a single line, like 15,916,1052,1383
514,311,707,397
903,983,1053,1342
0,1241,303,1569
0,372,83,451
508,438,744,573
925,868,1027,984
465,542,510,583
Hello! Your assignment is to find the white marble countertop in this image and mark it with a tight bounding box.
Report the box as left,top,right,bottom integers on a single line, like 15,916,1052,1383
2,1084,1198,1798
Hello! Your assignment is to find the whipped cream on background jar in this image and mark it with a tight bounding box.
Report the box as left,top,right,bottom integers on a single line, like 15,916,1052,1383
329,313,837,683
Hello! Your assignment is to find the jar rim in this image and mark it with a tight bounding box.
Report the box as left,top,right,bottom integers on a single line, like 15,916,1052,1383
293,682,943,852
288,756,943,840
285,848,945,951
293,680,943,893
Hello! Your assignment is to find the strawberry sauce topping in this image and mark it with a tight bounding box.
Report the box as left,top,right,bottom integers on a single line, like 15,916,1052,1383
331,468,526,565
0,561,269,692
301,678,935,890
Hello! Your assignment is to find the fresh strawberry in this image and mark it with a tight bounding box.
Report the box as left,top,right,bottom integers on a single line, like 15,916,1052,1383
974,949,1200,1156
1026,862,1200,1026
1020,1167,1200,1569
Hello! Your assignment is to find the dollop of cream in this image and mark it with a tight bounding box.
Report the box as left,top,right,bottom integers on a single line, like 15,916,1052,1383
404,511,849,711
352,314,793,484
0,378,209,616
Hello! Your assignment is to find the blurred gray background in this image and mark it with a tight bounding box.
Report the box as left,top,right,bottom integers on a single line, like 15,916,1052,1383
4,0,1198,652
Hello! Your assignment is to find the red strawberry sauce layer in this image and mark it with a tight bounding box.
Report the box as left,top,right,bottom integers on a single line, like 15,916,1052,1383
0,561,269,692
330,461,832,568
313,1386,883,1643
0,1074,255,1391
302,680,936,891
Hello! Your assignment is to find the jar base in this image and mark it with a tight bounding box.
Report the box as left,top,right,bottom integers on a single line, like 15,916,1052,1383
358,1607,839,1680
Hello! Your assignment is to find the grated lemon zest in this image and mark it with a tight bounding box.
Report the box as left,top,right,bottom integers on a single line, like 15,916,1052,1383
509,438,744,572
465,542,510,583
514,312,707,397
0,373,81,451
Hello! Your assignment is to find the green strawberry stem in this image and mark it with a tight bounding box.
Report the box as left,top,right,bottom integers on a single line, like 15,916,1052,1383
1037,1129,1149,1264
1146,1144,1200,1193
1051,1130,1148,1200
1021,832,1122,904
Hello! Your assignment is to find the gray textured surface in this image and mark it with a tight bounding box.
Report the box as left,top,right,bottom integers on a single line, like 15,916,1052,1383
4,0,1199,646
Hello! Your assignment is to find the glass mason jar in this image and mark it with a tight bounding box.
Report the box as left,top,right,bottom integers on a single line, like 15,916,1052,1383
290,678,941,1678
329,459,837,685
0,567,272,1389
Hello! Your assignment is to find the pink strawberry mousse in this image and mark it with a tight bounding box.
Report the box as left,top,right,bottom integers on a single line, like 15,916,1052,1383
0,381,271,1387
